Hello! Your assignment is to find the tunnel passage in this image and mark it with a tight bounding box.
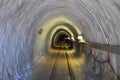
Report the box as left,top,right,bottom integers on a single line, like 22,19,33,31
30,17,89,80
51,28,73,50
45,21,83,55
1,0,120,80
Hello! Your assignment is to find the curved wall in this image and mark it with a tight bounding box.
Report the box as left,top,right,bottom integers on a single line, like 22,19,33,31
0,0,120,79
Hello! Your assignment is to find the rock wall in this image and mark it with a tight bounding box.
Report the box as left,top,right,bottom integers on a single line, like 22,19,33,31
0,0,120,80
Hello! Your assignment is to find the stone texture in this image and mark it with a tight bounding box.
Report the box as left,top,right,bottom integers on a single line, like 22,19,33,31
0,0,120,80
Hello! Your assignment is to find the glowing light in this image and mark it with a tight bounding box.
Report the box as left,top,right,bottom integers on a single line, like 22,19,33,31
78,35,83,40
67,37,71,40
71,36,75,41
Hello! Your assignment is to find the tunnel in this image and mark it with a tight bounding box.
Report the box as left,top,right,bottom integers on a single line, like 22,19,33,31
0,0,120,80
51,28,72,49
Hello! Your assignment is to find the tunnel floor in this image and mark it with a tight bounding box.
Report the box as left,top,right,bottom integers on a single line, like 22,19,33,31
29,52,102,80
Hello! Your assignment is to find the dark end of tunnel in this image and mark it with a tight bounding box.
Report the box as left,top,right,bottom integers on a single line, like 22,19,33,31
50,27,83,57
51,28,73,50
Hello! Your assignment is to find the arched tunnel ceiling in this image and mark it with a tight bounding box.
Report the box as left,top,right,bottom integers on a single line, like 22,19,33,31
51,28,71,48
27,0,120,45
46,24,78,52
1,0,120,45
0,0,120,79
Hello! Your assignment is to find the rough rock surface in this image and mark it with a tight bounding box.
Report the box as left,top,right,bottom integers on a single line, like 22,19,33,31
0,0,120,80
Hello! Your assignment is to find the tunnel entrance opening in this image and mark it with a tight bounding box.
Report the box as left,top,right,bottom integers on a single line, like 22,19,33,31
55,33,72,49
35,16,84,56
56,34,68,46
56,34,68,44
51,28,73,50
